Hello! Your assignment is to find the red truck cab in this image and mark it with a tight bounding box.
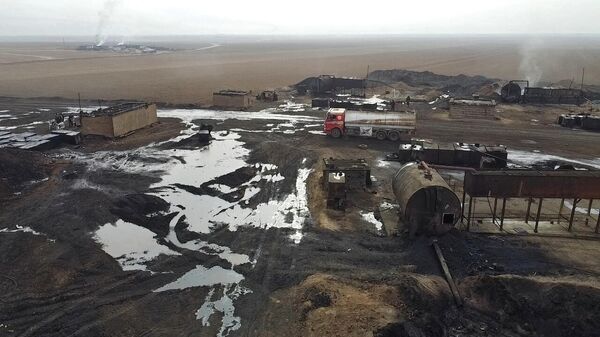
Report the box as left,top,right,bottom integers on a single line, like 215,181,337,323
323,108,346,138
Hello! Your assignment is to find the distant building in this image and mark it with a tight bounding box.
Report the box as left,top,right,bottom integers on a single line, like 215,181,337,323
296,75,366,96
449,98,496,119
213,90,255,109
258,90,278,102
81,102,158,138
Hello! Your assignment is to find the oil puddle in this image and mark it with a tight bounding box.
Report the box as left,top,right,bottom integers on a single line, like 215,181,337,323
94,220,180,271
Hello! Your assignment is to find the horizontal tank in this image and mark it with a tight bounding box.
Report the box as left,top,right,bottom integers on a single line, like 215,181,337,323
392,162,462,236
501,82,522,103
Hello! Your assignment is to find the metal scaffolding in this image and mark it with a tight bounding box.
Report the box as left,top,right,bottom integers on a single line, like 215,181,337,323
461,170,600,233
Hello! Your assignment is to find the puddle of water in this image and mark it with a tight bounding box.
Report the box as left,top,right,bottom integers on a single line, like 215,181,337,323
76,112,315,335
361,212,383,231
158,108,319,123
94,220,181,271
154,265,244,292
196,284,251,337
508,150,600,169
1,225,43,236
209,184,238,194
564,200,599,216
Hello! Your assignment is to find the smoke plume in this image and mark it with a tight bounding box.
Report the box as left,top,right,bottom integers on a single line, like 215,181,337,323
518,38,543,87
95,0,122,47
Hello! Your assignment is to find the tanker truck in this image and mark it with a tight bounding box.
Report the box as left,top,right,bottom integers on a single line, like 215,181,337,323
323,108,416,141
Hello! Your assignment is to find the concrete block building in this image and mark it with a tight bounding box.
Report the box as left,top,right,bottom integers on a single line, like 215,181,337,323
81,102,158,138
213,90,255,109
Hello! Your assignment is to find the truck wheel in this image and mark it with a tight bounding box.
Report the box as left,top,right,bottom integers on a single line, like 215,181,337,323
376,131,387,141
331,128,342,138
388,131,400,142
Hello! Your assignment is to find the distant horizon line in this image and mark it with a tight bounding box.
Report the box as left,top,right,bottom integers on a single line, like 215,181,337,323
2,33,600,39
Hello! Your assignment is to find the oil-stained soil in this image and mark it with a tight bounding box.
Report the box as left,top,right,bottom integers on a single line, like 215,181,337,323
1,97,600,337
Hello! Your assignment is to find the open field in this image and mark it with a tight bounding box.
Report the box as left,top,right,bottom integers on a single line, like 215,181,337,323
1,35,600,104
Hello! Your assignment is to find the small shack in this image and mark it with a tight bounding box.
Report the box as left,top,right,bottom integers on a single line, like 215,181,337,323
80,102,157,138
213,90,255,109
449,99,496,119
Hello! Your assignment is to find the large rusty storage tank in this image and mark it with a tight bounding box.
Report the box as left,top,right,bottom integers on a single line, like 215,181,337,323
392,162,462,235
501,82,522,103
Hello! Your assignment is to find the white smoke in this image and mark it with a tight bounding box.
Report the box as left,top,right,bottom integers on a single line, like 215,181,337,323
95,0,122,47
518,38,543,87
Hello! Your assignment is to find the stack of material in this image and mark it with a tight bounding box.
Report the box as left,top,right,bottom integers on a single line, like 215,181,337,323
449,99,496,119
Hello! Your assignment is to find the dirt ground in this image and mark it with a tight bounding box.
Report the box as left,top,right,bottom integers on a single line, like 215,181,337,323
1,94,600,337
2,35,600,104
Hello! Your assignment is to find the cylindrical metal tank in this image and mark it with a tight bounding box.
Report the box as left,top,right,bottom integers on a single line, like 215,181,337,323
392,162,462,236
501,82,522,103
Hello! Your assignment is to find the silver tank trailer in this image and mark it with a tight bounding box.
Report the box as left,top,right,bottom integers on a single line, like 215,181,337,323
392,162,461,236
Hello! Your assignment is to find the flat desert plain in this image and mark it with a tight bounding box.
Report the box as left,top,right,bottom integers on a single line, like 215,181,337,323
1,35,599,104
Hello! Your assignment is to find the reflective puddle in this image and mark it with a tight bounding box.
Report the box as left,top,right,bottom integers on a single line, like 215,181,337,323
74,108,314,336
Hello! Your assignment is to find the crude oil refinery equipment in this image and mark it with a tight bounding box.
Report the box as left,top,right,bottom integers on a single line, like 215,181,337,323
392,162,462,236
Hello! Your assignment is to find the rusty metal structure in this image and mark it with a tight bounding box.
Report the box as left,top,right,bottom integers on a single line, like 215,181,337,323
558,113,600,131
393,162,462,236
326,172,347,210
322,158,371,189
462,170,600,233
390,141,507,169
501,80,586,105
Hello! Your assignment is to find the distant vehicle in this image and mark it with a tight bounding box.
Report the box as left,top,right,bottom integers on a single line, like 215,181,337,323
323,108,416,141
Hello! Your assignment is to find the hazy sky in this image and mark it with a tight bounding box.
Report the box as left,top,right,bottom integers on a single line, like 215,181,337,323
2,0,600,36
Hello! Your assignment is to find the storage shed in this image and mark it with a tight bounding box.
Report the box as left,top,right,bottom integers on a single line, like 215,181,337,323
80,102,157,138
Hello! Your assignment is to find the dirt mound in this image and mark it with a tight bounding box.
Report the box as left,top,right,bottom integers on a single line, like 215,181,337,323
460,275,600,337
262,273,453,337
368,69,496,97
0,148,52,198
296,274,401,337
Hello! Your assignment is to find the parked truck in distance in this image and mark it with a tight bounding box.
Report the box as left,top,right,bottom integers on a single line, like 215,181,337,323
323,108,416,141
